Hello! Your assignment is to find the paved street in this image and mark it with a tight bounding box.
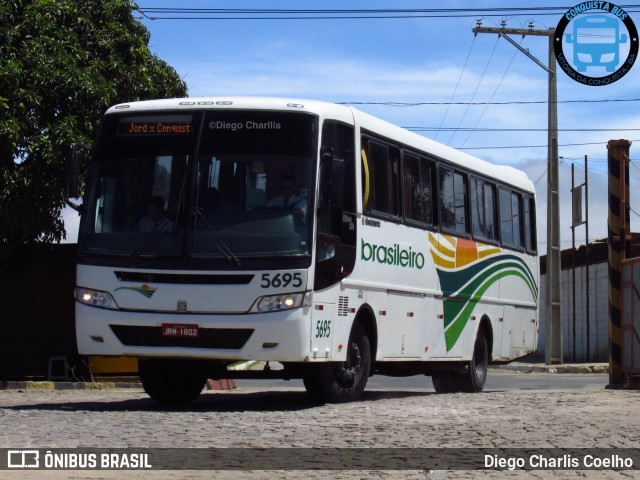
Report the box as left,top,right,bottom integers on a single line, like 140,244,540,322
1,372,639,479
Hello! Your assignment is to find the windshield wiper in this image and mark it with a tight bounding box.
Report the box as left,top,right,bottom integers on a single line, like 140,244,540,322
192,207,242,268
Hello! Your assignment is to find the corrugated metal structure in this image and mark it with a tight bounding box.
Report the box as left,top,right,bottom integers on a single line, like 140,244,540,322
622,256,640,374
538,235,640,362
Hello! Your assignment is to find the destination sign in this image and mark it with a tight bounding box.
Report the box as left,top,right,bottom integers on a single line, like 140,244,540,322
117,115,193,136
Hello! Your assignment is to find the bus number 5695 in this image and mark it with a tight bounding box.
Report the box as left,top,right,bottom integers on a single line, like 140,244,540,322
261,272,303,288
315,320,331,338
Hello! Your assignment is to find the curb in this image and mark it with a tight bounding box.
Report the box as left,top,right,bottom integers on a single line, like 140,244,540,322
2,377,241,391
490,364,609,374
1,381,143,391
1,364,261,391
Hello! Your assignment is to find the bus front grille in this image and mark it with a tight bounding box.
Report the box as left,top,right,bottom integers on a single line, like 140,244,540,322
109,325,254,349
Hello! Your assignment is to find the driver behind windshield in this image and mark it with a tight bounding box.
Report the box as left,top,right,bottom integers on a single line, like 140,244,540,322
265,173,307,220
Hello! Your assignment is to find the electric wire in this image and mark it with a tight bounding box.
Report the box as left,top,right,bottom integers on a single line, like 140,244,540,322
406,128,640,132
434,34,476,141
446,35,500,146
458,139,640,150
134,5,640,20
458,35,522,148
340,98,640,106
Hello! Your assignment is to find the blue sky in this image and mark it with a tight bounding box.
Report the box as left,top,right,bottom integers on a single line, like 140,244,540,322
64,1,640,248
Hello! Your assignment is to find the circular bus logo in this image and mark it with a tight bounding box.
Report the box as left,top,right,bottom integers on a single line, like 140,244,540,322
554,2,638,85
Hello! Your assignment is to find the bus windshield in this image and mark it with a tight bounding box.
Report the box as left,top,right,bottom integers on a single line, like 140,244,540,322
80,110,317,264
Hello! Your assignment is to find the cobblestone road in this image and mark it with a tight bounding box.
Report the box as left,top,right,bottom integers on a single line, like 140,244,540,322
1,377,639,480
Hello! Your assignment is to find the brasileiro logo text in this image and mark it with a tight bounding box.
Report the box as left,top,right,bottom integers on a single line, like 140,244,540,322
360,238,425,269
554,2,638,85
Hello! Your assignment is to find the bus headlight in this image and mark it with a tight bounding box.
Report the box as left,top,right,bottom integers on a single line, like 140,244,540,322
76,287,118,310
249,291,312,313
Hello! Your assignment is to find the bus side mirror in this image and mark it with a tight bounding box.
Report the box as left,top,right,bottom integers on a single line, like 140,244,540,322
566,33,575,43
620,33,628,43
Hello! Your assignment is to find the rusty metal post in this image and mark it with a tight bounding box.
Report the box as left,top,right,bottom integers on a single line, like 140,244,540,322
607,139,631,388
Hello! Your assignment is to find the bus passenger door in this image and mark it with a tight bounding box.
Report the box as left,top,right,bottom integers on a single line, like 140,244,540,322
510,305,537,357
500,304,514,359
383,291,424,359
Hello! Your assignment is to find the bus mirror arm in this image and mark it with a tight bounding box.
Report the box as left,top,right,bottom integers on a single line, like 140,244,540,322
66,199,84,213
65,143,91,212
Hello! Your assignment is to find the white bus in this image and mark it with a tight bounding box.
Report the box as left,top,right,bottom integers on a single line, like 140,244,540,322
73,97,538,404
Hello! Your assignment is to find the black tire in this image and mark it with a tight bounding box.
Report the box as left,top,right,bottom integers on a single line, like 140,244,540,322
432,330,488,394
303,323,371,403
302,373,325,401
458,330,489,393
138,358,206,405
431,372,462,393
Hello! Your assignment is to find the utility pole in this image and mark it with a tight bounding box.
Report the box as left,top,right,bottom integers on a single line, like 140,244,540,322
473,21,562,365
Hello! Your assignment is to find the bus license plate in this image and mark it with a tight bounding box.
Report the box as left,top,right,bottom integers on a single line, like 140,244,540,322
161,324,200,338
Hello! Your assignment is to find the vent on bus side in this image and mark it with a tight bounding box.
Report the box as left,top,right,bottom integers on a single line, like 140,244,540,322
338,296,349,317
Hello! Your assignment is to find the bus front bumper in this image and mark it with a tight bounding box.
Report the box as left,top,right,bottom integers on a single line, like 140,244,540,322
75,302,312,362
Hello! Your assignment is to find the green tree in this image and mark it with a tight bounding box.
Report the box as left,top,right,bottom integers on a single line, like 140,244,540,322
0,0,187,256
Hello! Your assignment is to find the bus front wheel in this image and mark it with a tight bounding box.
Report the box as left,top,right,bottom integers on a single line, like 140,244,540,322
138,358,207,405
303,323,371,403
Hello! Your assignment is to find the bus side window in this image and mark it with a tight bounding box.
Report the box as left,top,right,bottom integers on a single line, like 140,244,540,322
403,153,434,226
362,138,399,218
499,188,523,248
524,195,537,253
512,192,522,247
470,177,497,241
439,166,467,234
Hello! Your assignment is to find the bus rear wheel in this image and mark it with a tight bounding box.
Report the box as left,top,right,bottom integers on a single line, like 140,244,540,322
432,330,488,394
138,358,207,405
460,331,488,392
303,323,371,403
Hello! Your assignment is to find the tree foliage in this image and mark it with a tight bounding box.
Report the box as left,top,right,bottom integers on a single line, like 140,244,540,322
0,0,187,253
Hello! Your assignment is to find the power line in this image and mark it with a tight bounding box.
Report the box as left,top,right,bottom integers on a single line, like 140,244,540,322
134,5,640,20
446,35,500,145
405,127,640,132
434,35,477,141
340,98,640,106
458,35,522,148
458,139,640,150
